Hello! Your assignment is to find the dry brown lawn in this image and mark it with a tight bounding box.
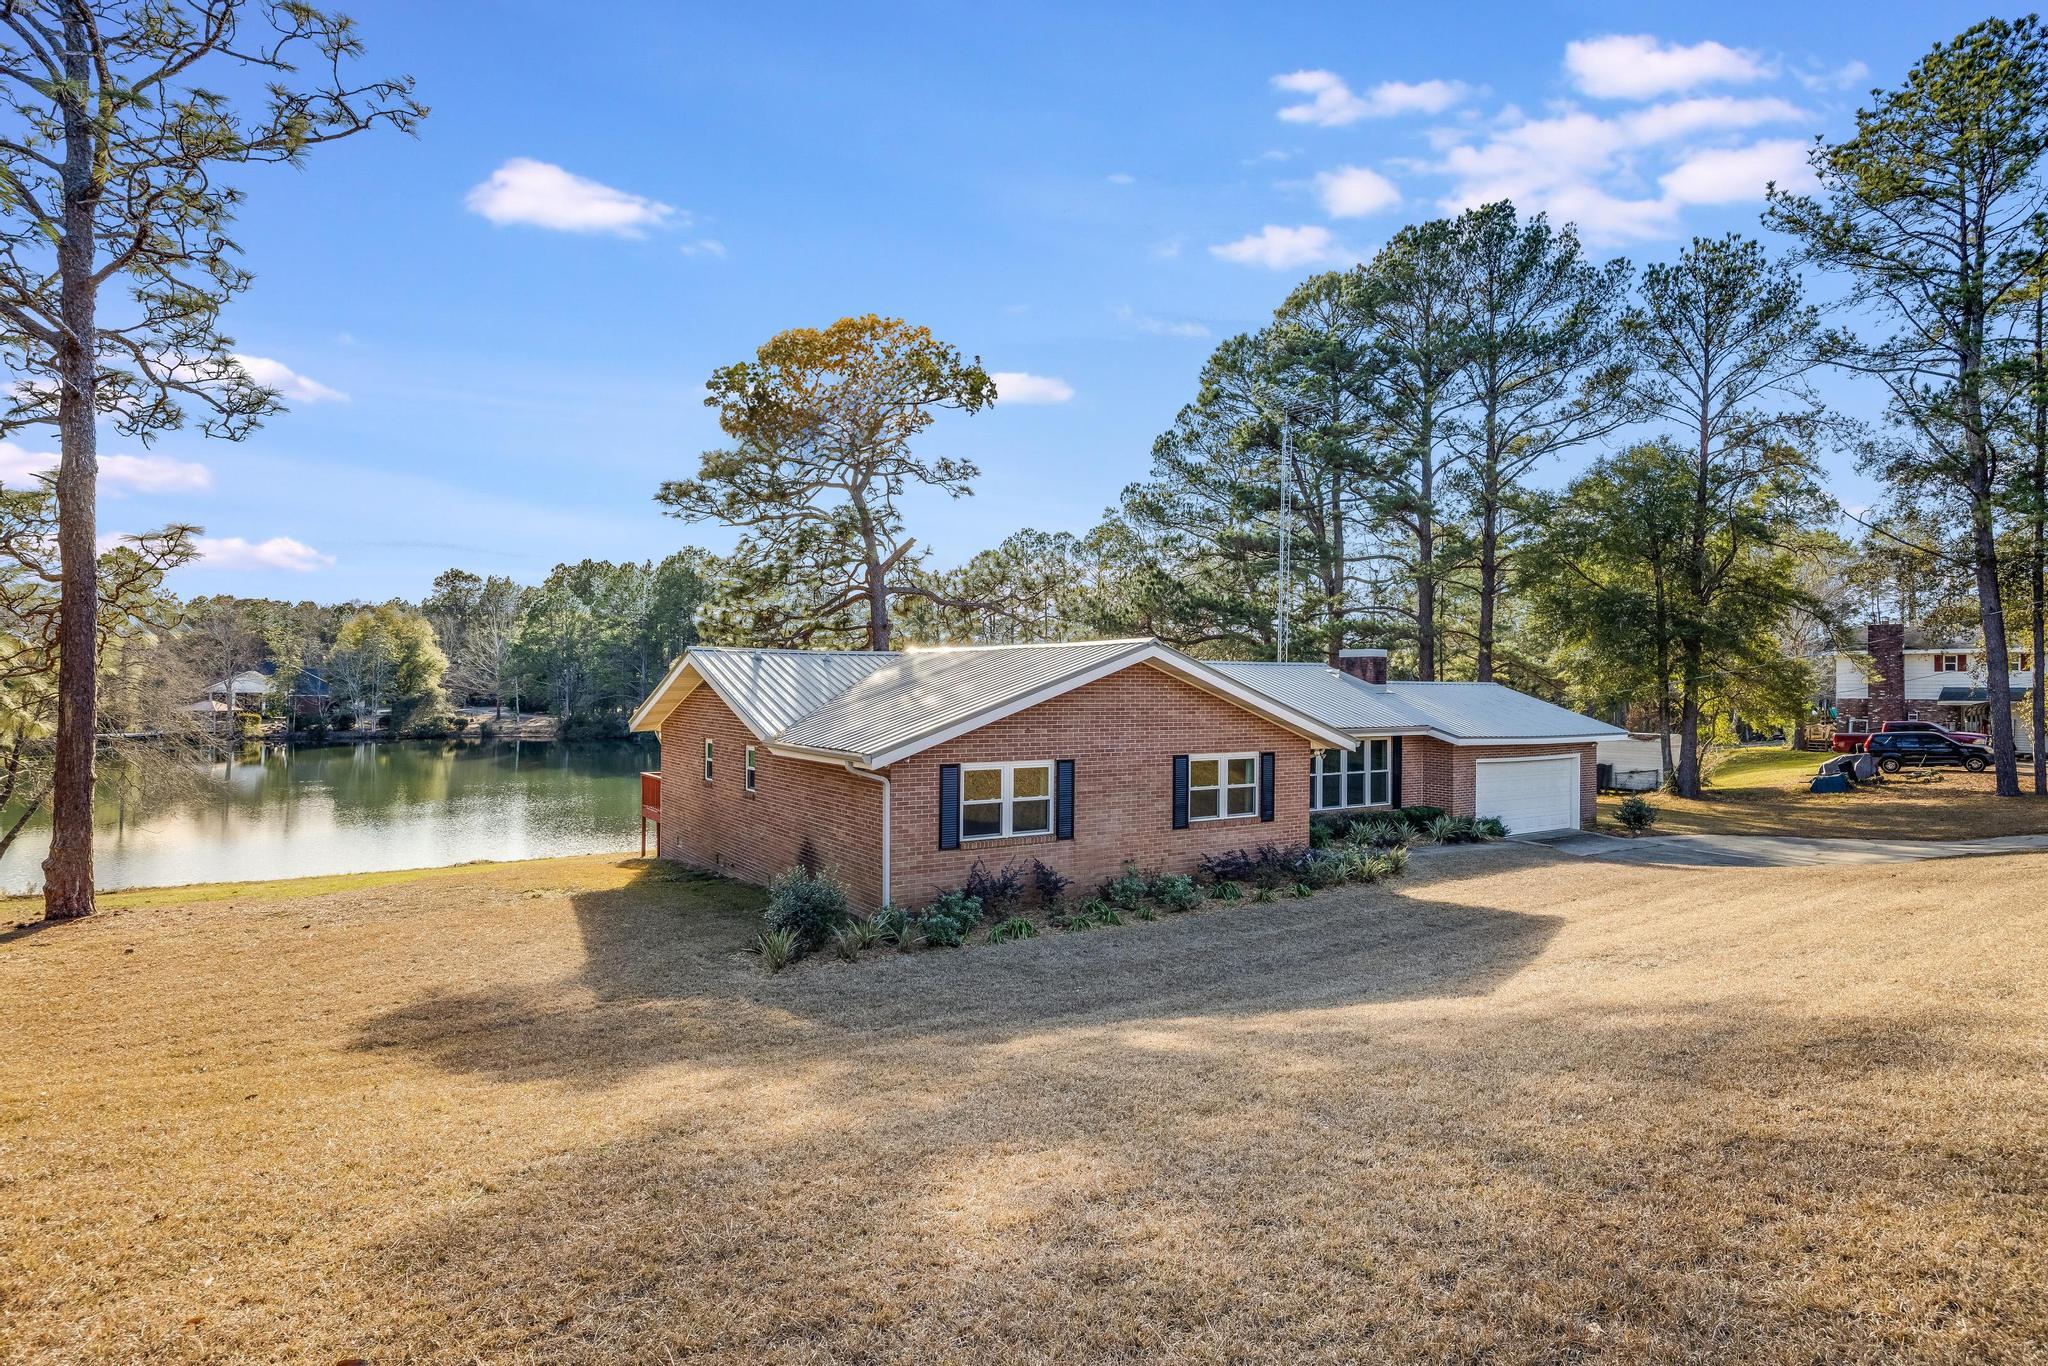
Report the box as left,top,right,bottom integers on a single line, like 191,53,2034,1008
3,847,2046,1363
1598,746,2048,839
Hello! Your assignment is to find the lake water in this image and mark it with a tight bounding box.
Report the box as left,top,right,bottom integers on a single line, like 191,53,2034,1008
0,738,658,895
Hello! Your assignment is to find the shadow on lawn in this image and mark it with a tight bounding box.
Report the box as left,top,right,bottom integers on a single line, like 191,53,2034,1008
349,857,1564,1088
336,991,2031,1364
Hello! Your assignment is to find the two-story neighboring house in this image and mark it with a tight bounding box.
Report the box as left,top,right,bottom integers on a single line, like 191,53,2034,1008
1832,623,2036,733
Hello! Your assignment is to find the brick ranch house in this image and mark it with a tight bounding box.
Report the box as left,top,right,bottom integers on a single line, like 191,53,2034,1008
630,639,1623,911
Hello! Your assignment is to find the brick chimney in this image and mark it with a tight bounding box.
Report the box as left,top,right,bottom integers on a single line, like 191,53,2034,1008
1336,648,1388,685
1866,623,1906,724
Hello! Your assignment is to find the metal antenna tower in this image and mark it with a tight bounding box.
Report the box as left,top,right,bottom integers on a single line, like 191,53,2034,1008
1276,419,1292,662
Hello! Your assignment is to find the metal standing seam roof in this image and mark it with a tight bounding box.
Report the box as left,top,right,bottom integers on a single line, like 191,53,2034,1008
1383,681,1623,740
684,646,896,738
1207,662,1426,732
771,639,1152,759
1211,662,1623,741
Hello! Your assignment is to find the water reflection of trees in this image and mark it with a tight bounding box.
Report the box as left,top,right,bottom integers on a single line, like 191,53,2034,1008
88,738,659,829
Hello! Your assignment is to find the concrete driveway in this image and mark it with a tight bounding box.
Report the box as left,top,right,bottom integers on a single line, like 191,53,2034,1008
1519,829,2048,868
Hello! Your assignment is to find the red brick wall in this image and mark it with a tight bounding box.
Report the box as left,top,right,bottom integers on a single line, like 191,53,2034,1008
657,684,884,908
884,663,1314,909
1400,738,1597,829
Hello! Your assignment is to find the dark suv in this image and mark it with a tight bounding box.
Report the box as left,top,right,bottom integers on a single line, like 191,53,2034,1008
1863,730,1993,774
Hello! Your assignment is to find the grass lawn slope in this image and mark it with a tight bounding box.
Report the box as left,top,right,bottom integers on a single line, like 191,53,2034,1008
1598,745,2048,839
3,849,2045,1362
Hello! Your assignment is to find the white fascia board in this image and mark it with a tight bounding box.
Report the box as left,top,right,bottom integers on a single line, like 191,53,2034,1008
628,652,700,732
629,651,778,742
1438,732,1620,747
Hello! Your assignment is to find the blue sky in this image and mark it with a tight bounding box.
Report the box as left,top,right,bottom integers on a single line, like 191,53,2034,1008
21,1,1994,600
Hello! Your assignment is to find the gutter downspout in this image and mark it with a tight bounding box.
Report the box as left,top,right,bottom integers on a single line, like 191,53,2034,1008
843,761,891,910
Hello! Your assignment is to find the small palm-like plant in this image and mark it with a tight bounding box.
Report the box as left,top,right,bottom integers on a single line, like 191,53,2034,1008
754,927,800,973
986,916,1037,944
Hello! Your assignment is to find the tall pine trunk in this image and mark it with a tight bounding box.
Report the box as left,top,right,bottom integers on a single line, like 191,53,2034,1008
42,22,100,920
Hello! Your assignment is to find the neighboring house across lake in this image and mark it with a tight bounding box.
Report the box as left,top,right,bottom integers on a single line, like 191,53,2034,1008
630,639,1622,911
1831,623,2035,734
187,664,335,721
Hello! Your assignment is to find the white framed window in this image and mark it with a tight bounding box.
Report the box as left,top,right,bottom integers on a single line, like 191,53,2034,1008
1935,653,1969,672
1188,752,1258,821
960,761,1054,840
1311,739,1391,810
744,745,757,793
703,738,713,782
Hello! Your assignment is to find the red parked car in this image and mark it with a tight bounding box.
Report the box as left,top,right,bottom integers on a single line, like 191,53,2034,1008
1830,719,1988,754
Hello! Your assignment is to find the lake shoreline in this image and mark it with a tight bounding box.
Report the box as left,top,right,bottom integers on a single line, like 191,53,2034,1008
4,850,662,918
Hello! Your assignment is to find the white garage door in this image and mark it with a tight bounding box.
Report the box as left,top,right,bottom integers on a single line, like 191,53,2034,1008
1473,755,1580,835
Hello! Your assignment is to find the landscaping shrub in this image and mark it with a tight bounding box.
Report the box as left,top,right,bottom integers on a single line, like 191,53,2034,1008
763,866,850,952
1617,795,1659,833
1199,843,1311,889
1028,858,1072,906
1475,815,1508,840
871,905,910,945
916,890,981,947
1151,873,1202,912
1099,862,1151,911
1425,814,1486,845
1354,817,1411,849
753,928,799,974
1398,805,1446,831
1309,812,1348,848
963,860,1026,915
987,916,1037,944
1380,845,1409,874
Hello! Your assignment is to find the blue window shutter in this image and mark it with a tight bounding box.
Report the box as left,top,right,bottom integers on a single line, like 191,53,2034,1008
1259,751,1276,822
1056,759,1075,840
1171,754,1190,829
938,764,961,850
1390,736,1404,808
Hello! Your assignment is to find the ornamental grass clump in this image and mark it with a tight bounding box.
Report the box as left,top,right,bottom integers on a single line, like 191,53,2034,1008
986,916,1037,944
753,927,800,974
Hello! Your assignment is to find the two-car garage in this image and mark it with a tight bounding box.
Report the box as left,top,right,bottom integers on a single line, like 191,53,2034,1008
1473,754,1583,835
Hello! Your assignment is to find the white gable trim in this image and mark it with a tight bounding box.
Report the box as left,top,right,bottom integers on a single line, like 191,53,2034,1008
858,644,1354,769
628,651,777,741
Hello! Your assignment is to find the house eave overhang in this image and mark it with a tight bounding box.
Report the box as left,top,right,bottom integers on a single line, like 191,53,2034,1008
853,643,1357,770
628,651,778,741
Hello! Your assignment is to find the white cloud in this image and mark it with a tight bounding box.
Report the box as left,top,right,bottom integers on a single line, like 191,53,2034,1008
231,354,347,403
1210,224,1343,269
1661,138,1816,204
1564,34,1770,99
1106,171,1136,185
677,238,726,258
1114,305,1210,339
990,372,1075,405
1273,70,1468,126
1797,58,1870,93
1435,94,1810,243
0,441,211,494
464,157,677,237
1150,237,1184,260
194,535,334,572
1315,165,1403,217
